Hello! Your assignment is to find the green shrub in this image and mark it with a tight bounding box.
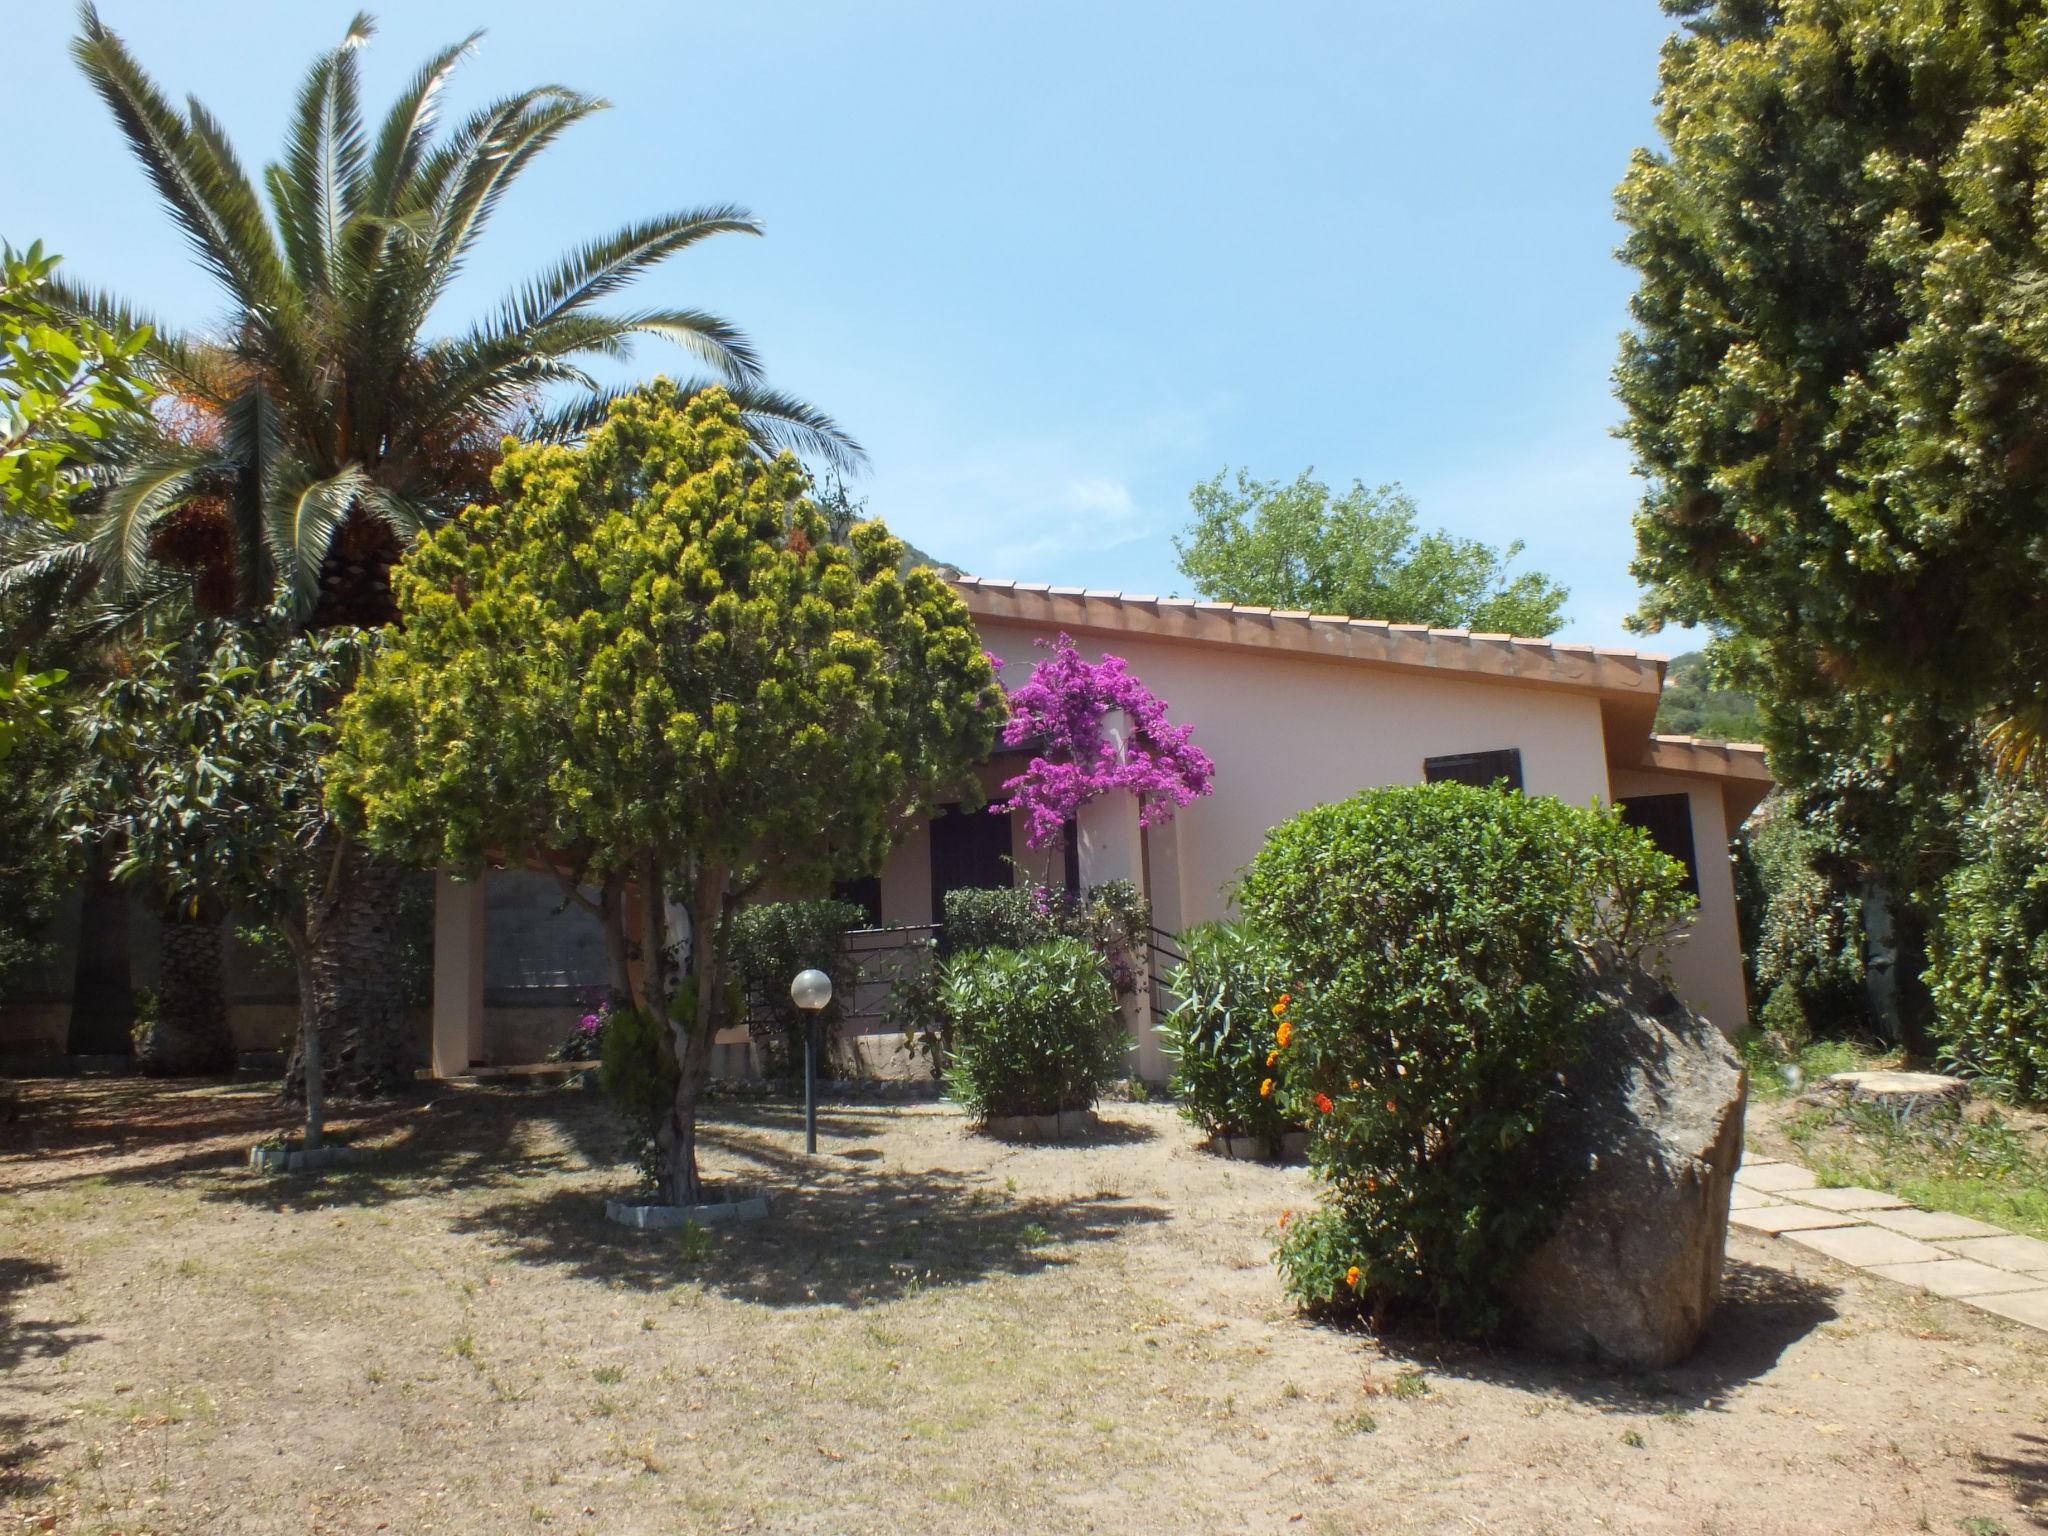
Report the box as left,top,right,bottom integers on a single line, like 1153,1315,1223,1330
1738,798,1869,1037
600,1001,680,1189
943,885,1057,952
1927,781,2048,1100
940,938,1129,1120
1241,782,1693,1335
730,898,866,1077
1158,921,1301,1154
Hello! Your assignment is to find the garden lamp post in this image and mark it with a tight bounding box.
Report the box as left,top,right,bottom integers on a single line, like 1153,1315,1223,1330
790,967,833,1155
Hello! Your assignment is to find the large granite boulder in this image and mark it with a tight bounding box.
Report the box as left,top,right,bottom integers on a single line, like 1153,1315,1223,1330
1506,963,1747,1368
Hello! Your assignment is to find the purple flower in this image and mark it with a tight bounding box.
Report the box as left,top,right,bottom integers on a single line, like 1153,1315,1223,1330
990,634,1215,849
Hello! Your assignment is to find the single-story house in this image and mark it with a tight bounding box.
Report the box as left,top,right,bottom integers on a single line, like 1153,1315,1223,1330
425,577,1772,1079
2,577,1771,1075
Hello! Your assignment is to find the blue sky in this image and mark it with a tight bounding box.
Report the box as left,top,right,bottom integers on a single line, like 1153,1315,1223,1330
5,1,1686,650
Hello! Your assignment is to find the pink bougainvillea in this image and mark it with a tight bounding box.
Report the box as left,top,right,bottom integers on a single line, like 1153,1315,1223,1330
990,633,1215,848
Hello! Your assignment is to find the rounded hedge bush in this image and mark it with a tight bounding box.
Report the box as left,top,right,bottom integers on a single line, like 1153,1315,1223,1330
1239,782,1693,1334
1927,781,2048,1100
941,938,1129,1120
1158,920,1302,1155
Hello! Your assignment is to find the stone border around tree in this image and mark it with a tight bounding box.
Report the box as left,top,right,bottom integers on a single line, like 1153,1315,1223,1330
982,1109,1095,1140
1204,1130,1310,1161
605,1186,771,1229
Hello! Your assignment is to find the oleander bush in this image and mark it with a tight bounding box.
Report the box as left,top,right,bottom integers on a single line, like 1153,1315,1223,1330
1241,782,1692,1334
1158,921,1303,1156
941,938,1129,1121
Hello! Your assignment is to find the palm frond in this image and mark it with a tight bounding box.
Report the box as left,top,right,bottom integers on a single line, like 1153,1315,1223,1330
367,29,481,213
73,4,289,309
264,460,368,618
87,450,215,590
419,89,605,295
1986,697,2047,786
487,210,763,377
38,276,211,395
220,384,285,611
271,11,375,293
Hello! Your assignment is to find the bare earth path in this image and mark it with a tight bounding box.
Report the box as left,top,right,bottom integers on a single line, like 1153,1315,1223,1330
1,1080,2044,1535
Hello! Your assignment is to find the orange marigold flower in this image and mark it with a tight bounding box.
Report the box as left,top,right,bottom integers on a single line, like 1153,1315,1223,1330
1274,1018,1293,1048
1265,1048,1279,1066
1314,1092,1334,1115
1260,1078,1275,1098
1345,1264,1362,1289
1385,1100,1397,1114
1279,1208,1292,1229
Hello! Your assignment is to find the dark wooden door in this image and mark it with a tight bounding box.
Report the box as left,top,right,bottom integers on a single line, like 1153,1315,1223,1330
929,804,1014,932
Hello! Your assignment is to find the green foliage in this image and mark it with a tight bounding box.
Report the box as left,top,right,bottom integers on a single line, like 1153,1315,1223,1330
1174,467,1569,635
1738,797,1869,1039
599,1001,681,1190
1616,0,2048,780
1926,780,2048,1100
71,624,362,926
334,383,1003,1199
943,885,1056,953
1244,783,1693,1334
1157,921,1300,1153
0,241,150,529
730,898,866,1077
0,732,79,1000
1653,652,1761,742
940,939,1129,1121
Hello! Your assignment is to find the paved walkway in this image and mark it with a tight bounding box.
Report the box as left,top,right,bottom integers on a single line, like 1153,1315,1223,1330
1732,1156,2048,1332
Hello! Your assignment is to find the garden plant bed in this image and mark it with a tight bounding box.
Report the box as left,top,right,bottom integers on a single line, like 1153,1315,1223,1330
2,1078,2046,1535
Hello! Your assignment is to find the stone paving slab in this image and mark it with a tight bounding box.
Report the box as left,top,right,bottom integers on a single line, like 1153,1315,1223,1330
1785,1225,1948,1268
1860,1207,2010,1241
1730,1205,1862,1235
1937,1233,2048,1272
1796,1186,1910,1212
1734,1162,1822,1193
1728,1187,1783,1211
1867,1258,2048,1300
1967,1289,2048,1330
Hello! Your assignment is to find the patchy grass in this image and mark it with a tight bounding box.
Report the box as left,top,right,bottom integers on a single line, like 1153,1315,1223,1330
1,1078,2045,1535
1780,1100,2048,1243
1741,1035,1901,1102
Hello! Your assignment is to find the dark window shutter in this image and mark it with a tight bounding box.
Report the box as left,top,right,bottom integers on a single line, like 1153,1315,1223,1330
1422,747,1525,793
1617,792,1700,896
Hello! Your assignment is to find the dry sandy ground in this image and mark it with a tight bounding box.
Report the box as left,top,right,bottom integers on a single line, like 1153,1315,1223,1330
1,1078,2044,1536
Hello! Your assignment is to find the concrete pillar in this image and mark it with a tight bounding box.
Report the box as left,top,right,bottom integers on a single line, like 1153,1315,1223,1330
1075,788,1164,1082
431,869,486,1077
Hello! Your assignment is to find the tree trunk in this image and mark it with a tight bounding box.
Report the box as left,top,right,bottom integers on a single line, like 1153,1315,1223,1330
138,916,235,1076
287,846,417,1099
658,861,730,1208
290,939,325,1150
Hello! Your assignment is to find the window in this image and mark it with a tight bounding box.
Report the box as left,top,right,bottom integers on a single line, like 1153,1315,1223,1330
1423,747,1524,793
1617,793,1700,896
832,875,883,926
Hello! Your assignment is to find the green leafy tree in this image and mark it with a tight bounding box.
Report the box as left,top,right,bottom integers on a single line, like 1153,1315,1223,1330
330,384,1004,1202
1174,468,1569,634
0,242,150,758
1616,0,2048,772
1652,651,1762,741
31,7,855,630
72,626,364,1134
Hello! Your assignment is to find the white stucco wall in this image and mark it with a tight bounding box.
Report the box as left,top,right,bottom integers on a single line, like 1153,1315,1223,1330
864,619,1756,1041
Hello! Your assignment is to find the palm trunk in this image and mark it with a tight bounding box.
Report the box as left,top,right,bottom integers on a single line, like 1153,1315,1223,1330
287,844,415,1100
138,916,235,1076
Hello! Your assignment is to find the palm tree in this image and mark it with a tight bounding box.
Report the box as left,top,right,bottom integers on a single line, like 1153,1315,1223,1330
51,5,857,628
26,6,859,1095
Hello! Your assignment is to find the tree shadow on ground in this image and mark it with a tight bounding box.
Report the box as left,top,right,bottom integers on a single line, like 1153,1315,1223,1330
1959,1432,2048,1529
454,1115,1169,1309
0,1257,95,1504
1348,1259,1840,1414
